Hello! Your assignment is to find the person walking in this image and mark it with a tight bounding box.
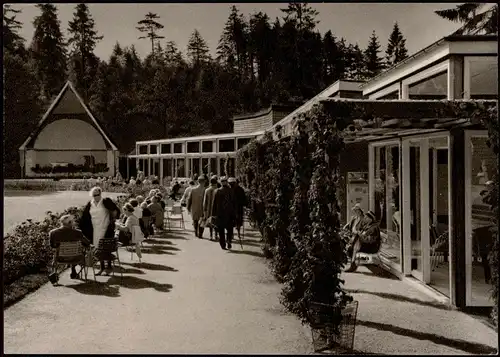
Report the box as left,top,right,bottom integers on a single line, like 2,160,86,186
187,175,206,238
229,177,247,240
181,180,196,207
212,176,237,250
79,186,120,246
203,176,219,241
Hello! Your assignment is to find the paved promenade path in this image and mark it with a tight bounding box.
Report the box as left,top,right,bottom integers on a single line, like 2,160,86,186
4,212,498,354
4,215,312,354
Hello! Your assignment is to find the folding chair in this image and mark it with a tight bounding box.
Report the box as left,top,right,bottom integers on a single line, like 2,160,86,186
166,205,185,230
140,216,156,247
49,241,95,284
97,237,123,284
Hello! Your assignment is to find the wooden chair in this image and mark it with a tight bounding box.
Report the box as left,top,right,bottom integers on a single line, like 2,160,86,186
430,225,449,272
50,241,95,284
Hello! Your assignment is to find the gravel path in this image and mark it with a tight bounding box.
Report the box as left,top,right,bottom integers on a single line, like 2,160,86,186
3,215,313,354
4,191,124,236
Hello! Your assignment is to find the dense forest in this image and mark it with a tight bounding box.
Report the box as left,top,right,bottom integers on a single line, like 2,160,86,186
4,3,495,178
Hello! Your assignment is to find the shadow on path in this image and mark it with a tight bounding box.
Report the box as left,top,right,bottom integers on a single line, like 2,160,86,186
112,266,145,275
353,265,400,280
345,289,452,311
140,247,176,255
107,276,173,293
66,281,120,297
237,239,262,248
142,238,175,245
228,249,265,258
356,319,498,354
122,262,178,272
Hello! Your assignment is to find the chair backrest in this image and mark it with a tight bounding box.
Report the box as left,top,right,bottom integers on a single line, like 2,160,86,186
172,205,183,215
58,241,83,258
98,237,118,252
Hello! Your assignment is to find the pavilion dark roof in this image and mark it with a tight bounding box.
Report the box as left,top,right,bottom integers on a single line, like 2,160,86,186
318,98,497,143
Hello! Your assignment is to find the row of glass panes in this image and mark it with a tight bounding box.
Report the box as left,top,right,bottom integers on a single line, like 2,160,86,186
137,138,252,155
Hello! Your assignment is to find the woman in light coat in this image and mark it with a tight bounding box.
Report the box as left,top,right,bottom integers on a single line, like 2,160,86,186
187,176,206,238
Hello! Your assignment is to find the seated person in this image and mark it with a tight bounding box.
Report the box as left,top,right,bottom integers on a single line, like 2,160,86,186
49,214,91,279
343,204,364,234
345,210,381,272
115,203,143,262
140,201,153,237
148,196,164,230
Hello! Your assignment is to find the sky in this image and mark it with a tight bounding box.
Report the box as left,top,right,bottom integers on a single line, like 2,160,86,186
12,3,464,62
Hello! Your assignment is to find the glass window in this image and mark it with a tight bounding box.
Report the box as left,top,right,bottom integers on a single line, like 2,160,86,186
173,143,183,154
161,144,171,154
202,141,213,153
469,58,498,99
150,145,158,154
139,145,148,155
187,142,200,153
469,135,497,306
210,158,217,175
163,158,172,177
201,158,209,174
192,158,200,177
176,158,185,177
409,71,447,100
219,139,235,153
374,144,402,267
237,138,251,150
377,90,399,100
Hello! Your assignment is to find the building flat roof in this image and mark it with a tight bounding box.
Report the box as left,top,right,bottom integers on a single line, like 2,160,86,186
136,131,265,145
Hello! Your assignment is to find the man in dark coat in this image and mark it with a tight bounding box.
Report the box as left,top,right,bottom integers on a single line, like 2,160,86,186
212,176,237,250
79,186,120,245
229,177,247,239
344,210,381,272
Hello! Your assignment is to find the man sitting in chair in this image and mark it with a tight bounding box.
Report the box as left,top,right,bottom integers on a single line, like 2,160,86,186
49,215,91,279
344,210,381,273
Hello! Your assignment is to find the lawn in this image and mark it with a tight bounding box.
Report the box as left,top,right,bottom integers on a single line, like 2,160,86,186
4,190,124,236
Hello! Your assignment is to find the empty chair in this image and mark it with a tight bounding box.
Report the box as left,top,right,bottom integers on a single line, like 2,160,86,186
166,205,185,230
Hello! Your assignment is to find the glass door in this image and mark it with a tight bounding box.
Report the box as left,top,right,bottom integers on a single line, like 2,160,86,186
428,137,451,297
403,137,431,283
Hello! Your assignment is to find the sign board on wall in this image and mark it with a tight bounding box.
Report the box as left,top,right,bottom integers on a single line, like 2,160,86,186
346,172,369,223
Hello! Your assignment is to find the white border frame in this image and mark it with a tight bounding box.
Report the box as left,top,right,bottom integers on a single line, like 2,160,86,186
463,56,498,100
401,60,450,100
464,130,494,307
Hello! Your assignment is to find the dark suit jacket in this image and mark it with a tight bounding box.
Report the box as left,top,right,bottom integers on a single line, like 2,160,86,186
79,197,120,245
49,226,91,249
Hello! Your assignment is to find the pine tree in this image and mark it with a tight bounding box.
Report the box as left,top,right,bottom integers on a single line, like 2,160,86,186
187,29,211,65
30,4,67,101
249,12,273,84
364,30,384,78
346,43,365,80
137,12,165,56
281,2,319,32
67,3,103,100
164,41,184,67
435,3,498,35
385,22,408,67
3,5,25,56
216,5,249,79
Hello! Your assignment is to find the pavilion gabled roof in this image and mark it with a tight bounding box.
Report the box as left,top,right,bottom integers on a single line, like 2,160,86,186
19,81,119,151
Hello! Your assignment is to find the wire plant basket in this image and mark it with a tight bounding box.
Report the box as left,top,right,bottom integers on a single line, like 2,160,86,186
309,300,359,354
